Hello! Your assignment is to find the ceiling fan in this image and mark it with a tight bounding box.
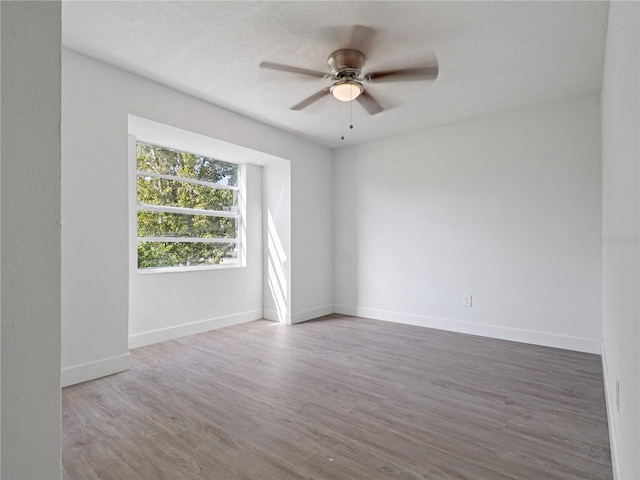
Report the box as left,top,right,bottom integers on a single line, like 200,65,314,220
259,27,439,115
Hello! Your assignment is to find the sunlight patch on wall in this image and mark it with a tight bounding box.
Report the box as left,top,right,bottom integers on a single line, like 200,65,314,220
267,210,287,323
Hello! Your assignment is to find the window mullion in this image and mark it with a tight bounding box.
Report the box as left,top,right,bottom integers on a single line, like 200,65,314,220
136,170,238,191
137,203,239,218
138,236,238,244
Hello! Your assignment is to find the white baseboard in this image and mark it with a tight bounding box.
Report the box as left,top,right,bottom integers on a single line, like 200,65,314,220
601,340,621,479
334,305,600,354
129,309,263,349
263,308,290,324
292,305,334,324
62,352,131,388
263,305,333,324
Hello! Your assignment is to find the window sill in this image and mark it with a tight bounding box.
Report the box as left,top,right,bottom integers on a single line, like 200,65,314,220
137,263,243,275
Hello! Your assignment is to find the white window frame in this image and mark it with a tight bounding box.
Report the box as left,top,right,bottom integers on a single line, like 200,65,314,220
135,141,245,273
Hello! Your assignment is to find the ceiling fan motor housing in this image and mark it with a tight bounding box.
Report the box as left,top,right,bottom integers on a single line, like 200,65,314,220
328,49,365,78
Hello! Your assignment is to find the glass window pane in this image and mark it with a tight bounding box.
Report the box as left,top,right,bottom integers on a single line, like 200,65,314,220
137,175,237,211
137,242,239,268
137,142,237,186
137,211,237,238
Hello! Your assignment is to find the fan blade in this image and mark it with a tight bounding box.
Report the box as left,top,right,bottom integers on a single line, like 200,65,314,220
259,61,327,79
365,66,439,83
291,88,331,110
356,90,383,115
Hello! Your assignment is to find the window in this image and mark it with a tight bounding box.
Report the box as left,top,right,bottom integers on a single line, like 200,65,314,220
136,141,242,270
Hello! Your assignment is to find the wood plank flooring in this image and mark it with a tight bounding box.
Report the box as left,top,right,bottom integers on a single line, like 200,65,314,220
62,315,612,479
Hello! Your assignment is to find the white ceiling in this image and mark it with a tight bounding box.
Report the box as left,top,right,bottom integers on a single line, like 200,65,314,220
62,1,609,149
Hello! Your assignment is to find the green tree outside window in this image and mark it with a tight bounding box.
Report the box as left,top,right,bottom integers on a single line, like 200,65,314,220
136,142,241,269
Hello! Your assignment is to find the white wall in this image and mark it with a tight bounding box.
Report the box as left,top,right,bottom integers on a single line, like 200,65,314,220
291,158,334,323
61,51,130,386
263,163,292,323
62,49,333,385
601,1,640,478
334,93,602,353
1,2,61,477
129,161,264,348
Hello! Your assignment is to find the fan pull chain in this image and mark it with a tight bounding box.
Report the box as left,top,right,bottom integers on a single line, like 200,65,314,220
340,100,345,140
350,98,354,131
340,98,355,141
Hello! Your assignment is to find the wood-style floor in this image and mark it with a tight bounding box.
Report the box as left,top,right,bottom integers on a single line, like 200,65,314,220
62,315,612,480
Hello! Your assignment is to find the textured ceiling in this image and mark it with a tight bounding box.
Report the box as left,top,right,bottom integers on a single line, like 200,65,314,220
62,1,608,148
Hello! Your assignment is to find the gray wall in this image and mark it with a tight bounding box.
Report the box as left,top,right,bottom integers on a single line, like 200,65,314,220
1,1,62,478
601,1,640,478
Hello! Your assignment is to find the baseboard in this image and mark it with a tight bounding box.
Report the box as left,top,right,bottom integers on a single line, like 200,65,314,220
61,352,131,388
263,305,333,324
334,305,600,354
263,308,290,324
263,308,277,321
601,340,621,479
291,305,334,324
129,309,263,349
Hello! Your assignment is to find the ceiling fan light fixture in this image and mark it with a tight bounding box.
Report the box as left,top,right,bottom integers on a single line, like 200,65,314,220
331,80,364,102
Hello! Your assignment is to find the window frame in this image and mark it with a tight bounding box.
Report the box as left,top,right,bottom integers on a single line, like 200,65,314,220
135,141,245,273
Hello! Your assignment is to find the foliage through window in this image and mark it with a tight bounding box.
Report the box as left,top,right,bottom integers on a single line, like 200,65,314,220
136,142,241,269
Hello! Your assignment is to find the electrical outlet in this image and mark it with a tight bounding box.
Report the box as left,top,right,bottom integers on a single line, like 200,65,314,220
463,295,472,307
616,379,620,411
